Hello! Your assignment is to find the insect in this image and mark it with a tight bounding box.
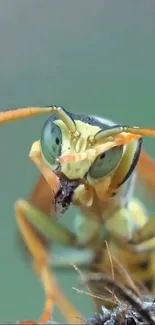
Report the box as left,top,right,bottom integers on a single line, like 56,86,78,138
1,105,155,324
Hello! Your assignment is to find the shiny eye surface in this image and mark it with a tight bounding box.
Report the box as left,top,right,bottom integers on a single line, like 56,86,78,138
89,146,123,179
40,118,62,167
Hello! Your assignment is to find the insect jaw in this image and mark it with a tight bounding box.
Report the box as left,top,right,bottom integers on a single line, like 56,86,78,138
54,172,81,216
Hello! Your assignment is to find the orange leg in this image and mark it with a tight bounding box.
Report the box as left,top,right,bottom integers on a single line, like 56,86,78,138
15,201,83,324
13,141,83,324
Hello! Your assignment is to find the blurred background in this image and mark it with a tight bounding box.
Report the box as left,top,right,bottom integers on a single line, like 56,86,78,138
0,0,155,322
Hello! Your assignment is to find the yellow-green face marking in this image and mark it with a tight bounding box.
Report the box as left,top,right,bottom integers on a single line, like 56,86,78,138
40,110,124,182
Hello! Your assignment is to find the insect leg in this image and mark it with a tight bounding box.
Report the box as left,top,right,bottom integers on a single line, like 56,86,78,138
52,211,99,269
15,200,83,324
130,214,155,245
123,200,155,293
52,248,94,268
14,139,83,323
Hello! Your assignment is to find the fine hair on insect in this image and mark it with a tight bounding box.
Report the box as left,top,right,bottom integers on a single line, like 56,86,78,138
70,241,155,325
84,275,155,325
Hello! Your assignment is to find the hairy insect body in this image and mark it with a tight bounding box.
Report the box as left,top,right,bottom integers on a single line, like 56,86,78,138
85,276,155,325
85,294,155,325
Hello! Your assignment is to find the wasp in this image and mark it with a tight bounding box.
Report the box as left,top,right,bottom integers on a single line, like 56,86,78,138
1,106,155,324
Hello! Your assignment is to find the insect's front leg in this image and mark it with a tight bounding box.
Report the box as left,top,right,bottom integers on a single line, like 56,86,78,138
130,213,155,246
15,200,83,325
15,141,83,324
98,201,152,280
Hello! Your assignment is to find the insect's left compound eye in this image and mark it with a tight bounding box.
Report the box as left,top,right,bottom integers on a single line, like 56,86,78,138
88,146,123,179
40,118,62,168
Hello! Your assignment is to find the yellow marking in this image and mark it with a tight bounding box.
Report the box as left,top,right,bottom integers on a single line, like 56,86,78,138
73,184,94,207
55,120,101,179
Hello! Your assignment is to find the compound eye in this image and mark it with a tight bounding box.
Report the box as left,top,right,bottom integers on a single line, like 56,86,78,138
89,146,123,179
40,118,62,168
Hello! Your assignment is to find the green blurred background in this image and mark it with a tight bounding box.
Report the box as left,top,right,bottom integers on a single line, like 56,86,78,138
0,0,155,322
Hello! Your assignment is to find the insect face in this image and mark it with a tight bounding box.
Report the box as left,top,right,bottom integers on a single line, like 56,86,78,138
40,114,101,179
40,111,125,210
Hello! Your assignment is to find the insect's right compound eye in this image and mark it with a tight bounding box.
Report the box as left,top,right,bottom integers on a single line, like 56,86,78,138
40,118,62,168
88,145,123,179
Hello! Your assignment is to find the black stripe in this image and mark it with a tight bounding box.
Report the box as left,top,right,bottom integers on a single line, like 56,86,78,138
118,137,142,188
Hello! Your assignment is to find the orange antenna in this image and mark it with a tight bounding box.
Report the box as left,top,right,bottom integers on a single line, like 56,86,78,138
0,106,57,124
0,106,77,133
